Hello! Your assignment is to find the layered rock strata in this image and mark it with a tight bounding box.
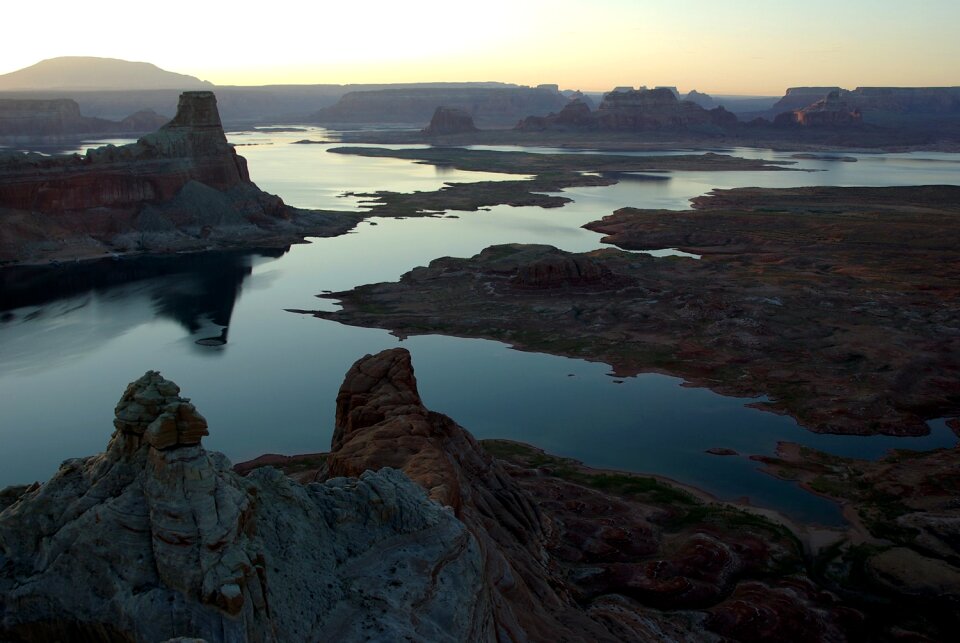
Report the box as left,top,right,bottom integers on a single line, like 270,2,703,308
0,91,360,264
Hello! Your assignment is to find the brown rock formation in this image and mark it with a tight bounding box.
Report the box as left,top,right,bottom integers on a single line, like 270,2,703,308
0,91,362,264
421,105,479,135
328,348,615,640
775,91,862,127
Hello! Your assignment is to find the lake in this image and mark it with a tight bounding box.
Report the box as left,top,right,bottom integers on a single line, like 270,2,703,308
1,126,957,524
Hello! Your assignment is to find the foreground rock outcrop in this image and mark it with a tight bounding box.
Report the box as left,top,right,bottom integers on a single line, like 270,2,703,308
0,91,361,265
4,350,958,640
0,370,491,642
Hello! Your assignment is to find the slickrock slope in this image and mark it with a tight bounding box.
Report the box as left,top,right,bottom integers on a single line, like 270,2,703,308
327,349,620,641
0,371,491,642
0,91,360,265
306,185,960,436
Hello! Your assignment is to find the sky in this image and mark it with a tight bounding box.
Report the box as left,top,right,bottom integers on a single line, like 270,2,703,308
3,0,958,95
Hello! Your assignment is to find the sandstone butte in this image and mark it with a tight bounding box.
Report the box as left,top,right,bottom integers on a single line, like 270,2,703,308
422,106,479,136
3,348,959,641
0,91,362,266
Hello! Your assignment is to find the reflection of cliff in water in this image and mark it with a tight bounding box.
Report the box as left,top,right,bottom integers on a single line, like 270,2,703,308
0,248,288,348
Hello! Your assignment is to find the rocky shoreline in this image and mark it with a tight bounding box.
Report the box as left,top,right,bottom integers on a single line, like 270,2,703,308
3,348,957,641
300,185,960,436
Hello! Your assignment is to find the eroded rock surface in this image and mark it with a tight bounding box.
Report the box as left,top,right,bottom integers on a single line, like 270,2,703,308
0,370,491,642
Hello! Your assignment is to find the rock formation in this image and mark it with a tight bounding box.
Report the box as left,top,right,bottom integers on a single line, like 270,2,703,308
0,91,361,264
0,370,491,641
421,106,479,135
0,99,168,137
4,350,958,640
774,90,862,127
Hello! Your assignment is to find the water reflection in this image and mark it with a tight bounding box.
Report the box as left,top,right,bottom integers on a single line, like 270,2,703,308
0,249,286,364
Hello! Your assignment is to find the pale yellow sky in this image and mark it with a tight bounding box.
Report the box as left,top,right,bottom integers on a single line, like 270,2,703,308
4,0,958,95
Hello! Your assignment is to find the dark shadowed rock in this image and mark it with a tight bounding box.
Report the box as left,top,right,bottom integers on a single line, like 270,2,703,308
422,106,479,135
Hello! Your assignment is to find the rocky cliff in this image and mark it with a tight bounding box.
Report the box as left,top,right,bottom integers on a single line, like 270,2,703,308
311,86,569,127
0,91,360,264
0,369,491,642
774,90,863,127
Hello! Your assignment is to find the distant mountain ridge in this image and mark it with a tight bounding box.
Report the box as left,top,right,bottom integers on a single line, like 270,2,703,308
0,57,213,91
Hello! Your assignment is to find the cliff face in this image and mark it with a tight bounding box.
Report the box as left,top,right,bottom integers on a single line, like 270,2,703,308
0,91,360,265
312,86,569,127
770,86,960,127
0,369,492,642
0,98,168,137
774,90,863,127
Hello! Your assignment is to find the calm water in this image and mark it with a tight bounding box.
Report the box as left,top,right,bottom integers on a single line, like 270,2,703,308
1,127,957,525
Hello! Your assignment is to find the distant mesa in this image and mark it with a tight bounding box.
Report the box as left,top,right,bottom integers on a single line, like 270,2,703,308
421,106,479,136
774,90,862,127
311,85,569,128
518,87,737,132
0,98,169,138
769,86,960,127
769,86,843,114
0,56,213,91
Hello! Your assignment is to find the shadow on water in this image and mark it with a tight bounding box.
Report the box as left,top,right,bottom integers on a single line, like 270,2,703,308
0,248,289,346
